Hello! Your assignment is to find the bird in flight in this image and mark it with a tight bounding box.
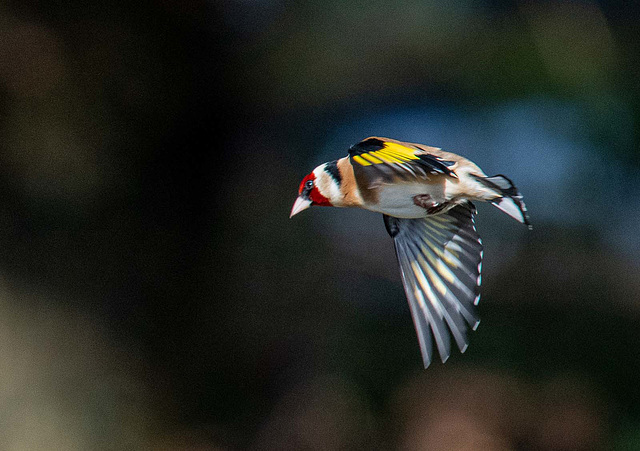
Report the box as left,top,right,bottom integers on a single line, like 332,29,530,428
290,137,530,368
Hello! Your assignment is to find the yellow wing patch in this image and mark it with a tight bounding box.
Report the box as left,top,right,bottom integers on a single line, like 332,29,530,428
352,141,420,166
361,153,384,164
352,155,371,166
380,142,421,160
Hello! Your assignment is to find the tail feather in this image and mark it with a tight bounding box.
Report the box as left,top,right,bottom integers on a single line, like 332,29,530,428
475,175,531,228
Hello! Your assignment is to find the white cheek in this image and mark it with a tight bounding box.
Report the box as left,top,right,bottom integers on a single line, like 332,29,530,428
312,166,341,204
327,179,342,202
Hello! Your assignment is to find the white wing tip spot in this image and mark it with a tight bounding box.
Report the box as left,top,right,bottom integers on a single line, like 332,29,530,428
473,319,481,331
474,294,481,306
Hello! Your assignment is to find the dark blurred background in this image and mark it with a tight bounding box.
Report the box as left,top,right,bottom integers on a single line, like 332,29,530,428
0,0,639,449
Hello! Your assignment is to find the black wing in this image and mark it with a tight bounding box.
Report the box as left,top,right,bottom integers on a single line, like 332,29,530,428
384,202,483,368
349,137,457,183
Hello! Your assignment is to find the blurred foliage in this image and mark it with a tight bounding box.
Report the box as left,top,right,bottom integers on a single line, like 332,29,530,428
0,0,639,449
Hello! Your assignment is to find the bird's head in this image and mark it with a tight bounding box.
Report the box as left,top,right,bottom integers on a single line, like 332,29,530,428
290,163,338,218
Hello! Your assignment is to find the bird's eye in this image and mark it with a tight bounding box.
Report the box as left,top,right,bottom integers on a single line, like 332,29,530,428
305,180,314,190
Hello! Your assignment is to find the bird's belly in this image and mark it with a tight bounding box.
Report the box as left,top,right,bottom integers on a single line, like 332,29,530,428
362,182,446,218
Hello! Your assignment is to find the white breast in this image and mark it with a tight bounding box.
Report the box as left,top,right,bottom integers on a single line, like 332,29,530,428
362,182,448,218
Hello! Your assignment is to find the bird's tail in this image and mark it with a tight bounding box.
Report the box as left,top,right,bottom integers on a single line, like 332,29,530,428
474,174,531,228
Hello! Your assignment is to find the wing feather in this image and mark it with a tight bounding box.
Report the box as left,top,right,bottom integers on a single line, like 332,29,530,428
384,202,483,368
395,244,434,366
349,137,457,184
397,243,451,365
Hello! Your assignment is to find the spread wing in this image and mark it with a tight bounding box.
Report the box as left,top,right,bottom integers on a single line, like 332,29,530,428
348,137,458,185
383,202,483,368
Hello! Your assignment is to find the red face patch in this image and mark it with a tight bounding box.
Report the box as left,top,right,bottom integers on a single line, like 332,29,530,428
298,172,331,206
298,173,314,195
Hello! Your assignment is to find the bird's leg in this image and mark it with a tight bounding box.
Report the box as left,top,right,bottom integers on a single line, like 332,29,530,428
413,194,437,209
413,194,447,215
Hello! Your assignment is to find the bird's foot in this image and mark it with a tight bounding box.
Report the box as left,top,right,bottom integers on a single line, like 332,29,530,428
413,194,436,209
413,194,448,214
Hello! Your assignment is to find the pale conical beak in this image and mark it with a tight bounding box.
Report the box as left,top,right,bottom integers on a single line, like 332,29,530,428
290,196,312,218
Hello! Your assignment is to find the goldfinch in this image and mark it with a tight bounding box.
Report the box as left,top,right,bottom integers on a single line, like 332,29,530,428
290,137,530,367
